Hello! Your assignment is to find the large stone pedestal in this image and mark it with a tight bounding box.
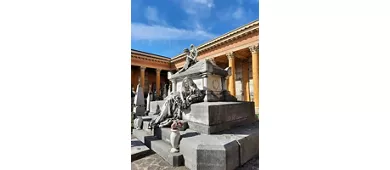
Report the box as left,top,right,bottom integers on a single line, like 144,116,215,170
180,122,258,170
170,59,236,102
133,118,258,170
181,102,256,134
132,100,259,170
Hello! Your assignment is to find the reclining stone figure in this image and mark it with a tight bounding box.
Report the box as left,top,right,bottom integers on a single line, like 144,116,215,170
148,77,205,129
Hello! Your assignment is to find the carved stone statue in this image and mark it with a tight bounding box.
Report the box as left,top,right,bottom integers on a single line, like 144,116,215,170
148,77,205,129
178,44,198,73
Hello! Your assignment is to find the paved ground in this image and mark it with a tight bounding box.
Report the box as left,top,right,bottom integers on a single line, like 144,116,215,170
131,152,259,170
131,138,152,160
131,153,188,170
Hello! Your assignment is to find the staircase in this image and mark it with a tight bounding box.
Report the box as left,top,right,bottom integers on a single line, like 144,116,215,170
132,116,199,167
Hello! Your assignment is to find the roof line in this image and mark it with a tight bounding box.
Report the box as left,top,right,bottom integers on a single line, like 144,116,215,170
131,19,259,62
131,49,171,59
171,19,259,60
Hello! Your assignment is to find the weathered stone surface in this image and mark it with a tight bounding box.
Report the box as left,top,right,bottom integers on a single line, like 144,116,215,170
133,106,145,116
179,122,259,170
182,101,256,134
131,152,189,170
131,138,152,161
154,127,199,144
149,101,256,134
170,59,228,80
133,129,184,167
187,117,255,134
169,59,235,102
220,122,259,165
180,134,240,170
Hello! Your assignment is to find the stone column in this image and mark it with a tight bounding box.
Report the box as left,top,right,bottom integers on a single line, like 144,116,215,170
140,66,146,92
249,44,259,109
242,59,250,101
226,52,236,96
156,69,161,96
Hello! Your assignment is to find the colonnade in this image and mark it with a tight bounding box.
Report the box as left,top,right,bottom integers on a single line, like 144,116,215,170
135,43,259,109
226,44,259,109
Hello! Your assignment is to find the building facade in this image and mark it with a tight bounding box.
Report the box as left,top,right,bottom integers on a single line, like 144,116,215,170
131,20,259,110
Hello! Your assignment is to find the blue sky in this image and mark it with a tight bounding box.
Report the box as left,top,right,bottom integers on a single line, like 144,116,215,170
131,0,259,58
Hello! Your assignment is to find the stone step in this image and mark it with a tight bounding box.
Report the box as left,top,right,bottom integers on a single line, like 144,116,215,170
131,138,152,161
154,127,200,144
133,129,184,167
180,122,259,170
142,119,153,133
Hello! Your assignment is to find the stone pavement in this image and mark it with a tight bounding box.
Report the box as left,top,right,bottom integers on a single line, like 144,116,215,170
131,152,259,170
131,153,188,170
131,138,152,160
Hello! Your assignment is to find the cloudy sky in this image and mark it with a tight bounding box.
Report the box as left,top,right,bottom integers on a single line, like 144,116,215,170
131,0,259,58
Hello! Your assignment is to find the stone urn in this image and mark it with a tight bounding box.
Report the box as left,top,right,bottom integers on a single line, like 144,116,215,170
170,120,183,153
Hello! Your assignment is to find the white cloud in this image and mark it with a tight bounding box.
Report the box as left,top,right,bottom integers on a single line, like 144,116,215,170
144,6,167,25
193,0,214,8
233,7,244,19
131,23,217,41
179,0,214,16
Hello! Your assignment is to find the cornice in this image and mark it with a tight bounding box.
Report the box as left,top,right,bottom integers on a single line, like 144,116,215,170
131,54,171,64
131,50,171,61
130,20,259,69
171,20,259,62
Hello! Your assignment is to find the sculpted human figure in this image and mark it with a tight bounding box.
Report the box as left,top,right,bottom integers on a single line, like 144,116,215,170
178,44,198,73
148,77,204,129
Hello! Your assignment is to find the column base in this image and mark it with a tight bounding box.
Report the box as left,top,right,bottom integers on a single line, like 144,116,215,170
255,107,259,115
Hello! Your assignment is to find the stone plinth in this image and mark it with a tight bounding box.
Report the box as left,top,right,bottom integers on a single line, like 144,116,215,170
169,59,230,102
182,101,256,134
149,101,256,134
180,122,258,170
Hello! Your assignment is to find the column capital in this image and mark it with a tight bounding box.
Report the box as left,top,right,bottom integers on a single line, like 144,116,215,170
156,68,161,73
140,66,146,71
249,44,259,53
226,52,235,60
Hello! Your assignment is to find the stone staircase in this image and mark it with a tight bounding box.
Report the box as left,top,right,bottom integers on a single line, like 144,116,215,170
132,116,199,167
133,101,259,170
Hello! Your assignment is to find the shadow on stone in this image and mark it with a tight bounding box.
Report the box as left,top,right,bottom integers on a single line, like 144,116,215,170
217,121,259,135
181,132,199,139
144,136,159,148
131,150,155,162
131,140,145,147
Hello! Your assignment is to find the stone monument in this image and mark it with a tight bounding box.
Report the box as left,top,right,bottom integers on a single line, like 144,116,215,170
163,83,168,99
131,87,136,111
132,44,258,170
145,92,151,115
133,83,145,116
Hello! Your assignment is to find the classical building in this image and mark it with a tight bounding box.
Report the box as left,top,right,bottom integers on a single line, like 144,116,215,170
131,20,259,110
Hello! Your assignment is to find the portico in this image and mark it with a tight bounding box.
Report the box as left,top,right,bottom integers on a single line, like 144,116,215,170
131,20,259,112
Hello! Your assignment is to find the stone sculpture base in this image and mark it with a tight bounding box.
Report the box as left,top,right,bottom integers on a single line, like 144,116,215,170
181,101,256,134
133,119,258,170
132,100,259,170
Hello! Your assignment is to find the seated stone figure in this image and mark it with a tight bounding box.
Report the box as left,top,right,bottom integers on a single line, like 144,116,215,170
177,44,198,73
148,77,204,129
